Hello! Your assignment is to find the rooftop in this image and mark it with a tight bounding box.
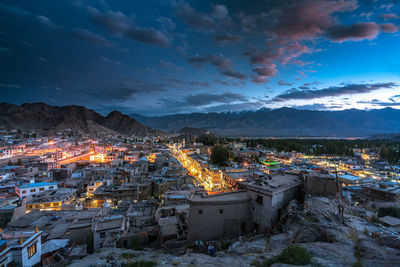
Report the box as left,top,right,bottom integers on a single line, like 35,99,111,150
18,182,57,189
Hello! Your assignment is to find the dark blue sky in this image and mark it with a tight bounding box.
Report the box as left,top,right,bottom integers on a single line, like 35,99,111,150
1,0,400,115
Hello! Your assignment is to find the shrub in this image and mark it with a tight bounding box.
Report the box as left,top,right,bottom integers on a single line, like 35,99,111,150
125,261,157,267
122,252,138,260
253,245,312,266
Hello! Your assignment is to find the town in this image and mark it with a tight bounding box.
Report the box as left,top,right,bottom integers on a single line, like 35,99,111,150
0,128,399,266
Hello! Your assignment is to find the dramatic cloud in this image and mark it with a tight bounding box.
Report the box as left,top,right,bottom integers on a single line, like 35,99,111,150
278,80,292,86
83,79,166,101
272,0,358,40
380,13,400,20
272,82,397,102
162,92,247,107
88,7,170,47
69,28,113,47
159,60,183,70
326,22,397,42
0,83,21,88
290,103,343,110
37,15,113,47
172,1,231,32
243,43,311,83
215,33,242,44
188,54,246,79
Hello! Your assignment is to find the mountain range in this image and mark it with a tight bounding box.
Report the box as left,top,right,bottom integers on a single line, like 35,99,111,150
0,103,161,137
2,103,400,138
131,107,400,137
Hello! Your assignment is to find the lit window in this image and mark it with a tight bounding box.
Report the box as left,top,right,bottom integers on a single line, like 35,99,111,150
30,189,36,192
22,190,26,194
39,188,44,191
53,202,60,207
28,242,37,258
44,203,50,208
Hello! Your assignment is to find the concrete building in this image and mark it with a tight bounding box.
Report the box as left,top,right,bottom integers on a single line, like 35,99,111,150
1,229,42,266
240,172,302,233
304,172,341,197
92,215,127,251
187,190,251,241
25,188,76,212
15,182,58,200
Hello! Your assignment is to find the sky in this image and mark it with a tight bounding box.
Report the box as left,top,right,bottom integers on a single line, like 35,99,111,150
1,0,400,116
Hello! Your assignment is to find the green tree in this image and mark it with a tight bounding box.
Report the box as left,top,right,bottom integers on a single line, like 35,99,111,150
7,159,12,166
210,145,230,167
16,159,22,166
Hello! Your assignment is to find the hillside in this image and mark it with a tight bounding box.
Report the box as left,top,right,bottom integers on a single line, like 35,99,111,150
0,102,161,137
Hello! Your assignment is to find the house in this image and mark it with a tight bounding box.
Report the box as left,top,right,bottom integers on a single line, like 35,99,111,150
1,228,42,266
25,188,76,212
240,172,302,233
15,182,58,200
92,215,128,251
187,190,251,241
41,239,69,266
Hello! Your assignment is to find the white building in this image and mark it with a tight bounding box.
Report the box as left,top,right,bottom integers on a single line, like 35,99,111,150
15,182,58,199
0,229,42,266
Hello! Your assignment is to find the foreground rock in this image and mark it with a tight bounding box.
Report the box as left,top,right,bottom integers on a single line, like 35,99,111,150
68,196,400,267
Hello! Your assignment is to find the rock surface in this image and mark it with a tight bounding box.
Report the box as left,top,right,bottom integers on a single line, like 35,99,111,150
68,196,400,267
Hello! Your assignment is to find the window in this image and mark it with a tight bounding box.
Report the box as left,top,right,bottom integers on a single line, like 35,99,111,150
30,189,36,193
219,209,224,214
44,203,50,208
35,205,40,209
39,187,44,191
22,190,26,194
256,195,263,205
28,242,37,258
198,209,203,215
53,202,60,207
49,186,54,189
27,205,32,209
100,232,106,238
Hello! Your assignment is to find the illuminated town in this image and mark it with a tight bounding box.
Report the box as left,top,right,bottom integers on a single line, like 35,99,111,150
0,126,399,266
2,0,400,266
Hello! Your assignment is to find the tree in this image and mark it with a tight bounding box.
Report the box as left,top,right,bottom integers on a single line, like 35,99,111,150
7,159,12,166
210,145,229,167
16,159,22,166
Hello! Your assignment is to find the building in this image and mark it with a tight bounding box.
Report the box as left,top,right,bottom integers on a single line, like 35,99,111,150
25,188,76,212
0,229,42,266
15,182,58,200
304,172,341,196
92,215,127,251
239,172,302,233
362,181,400,202
187,190,251,241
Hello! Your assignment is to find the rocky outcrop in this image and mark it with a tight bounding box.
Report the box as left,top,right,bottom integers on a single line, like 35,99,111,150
68,197,400,267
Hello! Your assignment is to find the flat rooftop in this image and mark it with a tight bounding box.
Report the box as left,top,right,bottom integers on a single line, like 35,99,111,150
189,190,250,204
